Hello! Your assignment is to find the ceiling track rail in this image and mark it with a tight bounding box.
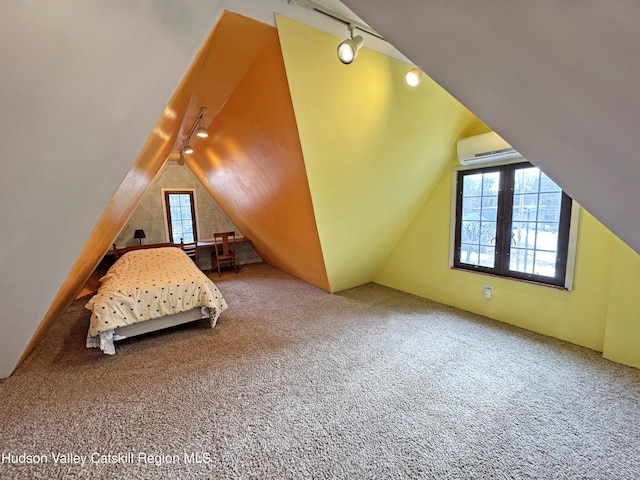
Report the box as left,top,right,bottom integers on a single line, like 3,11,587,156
287,0,385,40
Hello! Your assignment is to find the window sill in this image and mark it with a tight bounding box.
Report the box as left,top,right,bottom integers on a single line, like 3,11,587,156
451,266,570,291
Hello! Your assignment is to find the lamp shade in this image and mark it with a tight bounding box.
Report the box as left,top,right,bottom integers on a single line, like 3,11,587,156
134,229,146,245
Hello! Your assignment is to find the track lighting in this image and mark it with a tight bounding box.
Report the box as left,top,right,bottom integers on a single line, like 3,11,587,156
176,107,206,162
337,24,364,65
288,1,384,66
405,67,423,87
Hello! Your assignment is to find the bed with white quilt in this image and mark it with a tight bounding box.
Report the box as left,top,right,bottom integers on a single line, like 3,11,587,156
85,246,228,354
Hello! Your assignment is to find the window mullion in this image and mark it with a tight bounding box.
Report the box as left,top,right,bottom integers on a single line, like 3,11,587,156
494,166,510,275
453,175,464,265
554,193,573,284
165,192,174,243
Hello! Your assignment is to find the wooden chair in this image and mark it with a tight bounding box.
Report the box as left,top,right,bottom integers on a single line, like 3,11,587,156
213,231,237,273
180,239,199,267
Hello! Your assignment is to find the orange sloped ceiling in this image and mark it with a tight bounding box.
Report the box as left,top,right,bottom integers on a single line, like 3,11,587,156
18,12,329,370
186,17,330,292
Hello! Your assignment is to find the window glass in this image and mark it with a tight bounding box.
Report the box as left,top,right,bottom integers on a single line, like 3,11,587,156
509,166,563,277
459,171,500,268
454,162,574,287
164,191,197,243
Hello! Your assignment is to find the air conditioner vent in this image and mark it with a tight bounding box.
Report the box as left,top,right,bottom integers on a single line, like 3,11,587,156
457,132,523,166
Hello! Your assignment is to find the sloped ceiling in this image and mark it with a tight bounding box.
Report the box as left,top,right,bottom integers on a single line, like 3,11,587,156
21,12,230,364
275,16,485,291
10,0,634,378
184,14,330,291
17,11,331,373
341,0,640,256
0,0,358,379
2,0,491,377
0,0,226,378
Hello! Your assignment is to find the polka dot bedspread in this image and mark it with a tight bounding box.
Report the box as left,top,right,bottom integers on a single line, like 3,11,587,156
85,247,228,348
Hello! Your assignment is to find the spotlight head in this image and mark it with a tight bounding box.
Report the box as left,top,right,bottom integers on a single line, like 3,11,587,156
337,35,364,64
195,118,208,138
183,143,194,155
405,67,423,87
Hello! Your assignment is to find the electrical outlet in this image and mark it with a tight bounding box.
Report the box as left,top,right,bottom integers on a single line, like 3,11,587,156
481,284,493,299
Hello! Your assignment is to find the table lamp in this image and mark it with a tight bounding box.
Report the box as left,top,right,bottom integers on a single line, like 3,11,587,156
134,229,146,245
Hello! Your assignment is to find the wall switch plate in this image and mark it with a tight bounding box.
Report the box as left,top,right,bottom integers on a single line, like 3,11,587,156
482,284,493,299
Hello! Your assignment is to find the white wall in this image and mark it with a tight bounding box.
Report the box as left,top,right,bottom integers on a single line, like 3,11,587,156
0,0,225,378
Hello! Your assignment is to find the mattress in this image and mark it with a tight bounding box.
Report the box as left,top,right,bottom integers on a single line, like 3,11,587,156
85,247,228,352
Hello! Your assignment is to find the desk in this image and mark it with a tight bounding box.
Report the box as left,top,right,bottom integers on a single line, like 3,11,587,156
197,237,250,248
198,237,254,270
104,238,256,272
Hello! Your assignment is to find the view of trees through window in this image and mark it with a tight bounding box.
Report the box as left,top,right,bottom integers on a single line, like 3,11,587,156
460,170,499,268
164,191,197,243
455,162,572,287
510,167,563,276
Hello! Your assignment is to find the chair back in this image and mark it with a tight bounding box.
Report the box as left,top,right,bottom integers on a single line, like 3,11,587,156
213,231,235,255
180,239,199,266
212,231,237,273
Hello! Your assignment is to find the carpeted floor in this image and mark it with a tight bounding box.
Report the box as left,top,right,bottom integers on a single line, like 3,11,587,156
1,263,640,479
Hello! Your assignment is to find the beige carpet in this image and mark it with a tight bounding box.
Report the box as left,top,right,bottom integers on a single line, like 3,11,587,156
2,263,640,479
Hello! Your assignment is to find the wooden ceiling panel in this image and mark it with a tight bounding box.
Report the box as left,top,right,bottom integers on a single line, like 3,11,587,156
20,11,330,371
171,12,275,158
187,16,330,291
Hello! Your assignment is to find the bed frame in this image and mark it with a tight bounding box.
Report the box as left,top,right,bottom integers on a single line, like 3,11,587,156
113,307,210,341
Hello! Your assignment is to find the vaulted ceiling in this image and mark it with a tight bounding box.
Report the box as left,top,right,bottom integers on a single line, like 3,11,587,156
2,0,638,379
342,0,640,256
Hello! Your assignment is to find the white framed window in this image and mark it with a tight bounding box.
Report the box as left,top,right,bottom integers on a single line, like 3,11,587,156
162,189,199,243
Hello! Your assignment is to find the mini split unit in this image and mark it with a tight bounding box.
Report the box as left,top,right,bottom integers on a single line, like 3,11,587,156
457,131,524,166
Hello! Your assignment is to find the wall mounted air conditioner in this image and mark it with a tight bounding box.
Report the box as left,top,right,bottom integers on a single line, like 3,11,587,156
457,131,523,166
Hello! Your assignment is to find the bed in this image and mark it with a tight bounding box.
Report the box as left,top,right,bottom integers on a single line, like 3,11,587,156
85,244,228,354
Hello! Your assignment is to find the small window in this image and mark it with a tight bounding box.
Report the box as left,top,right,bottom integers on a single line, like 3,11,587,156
453,162,576,288
164,190,198,243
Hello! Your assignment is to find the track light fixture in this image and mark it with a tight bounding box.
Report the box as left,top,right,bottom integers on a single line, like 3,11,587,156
182,140,194,155
405,67,424,87
195,116,208,138
337,23,364,65
288,1,386,66
190,107,208,139
177,107,207,161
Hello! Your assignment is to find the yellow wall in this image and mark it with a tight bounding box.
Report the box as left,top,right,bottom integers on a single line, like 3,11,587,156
374,157,640,366
277,15,640,366
276,15,484,292
603,238,640,366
